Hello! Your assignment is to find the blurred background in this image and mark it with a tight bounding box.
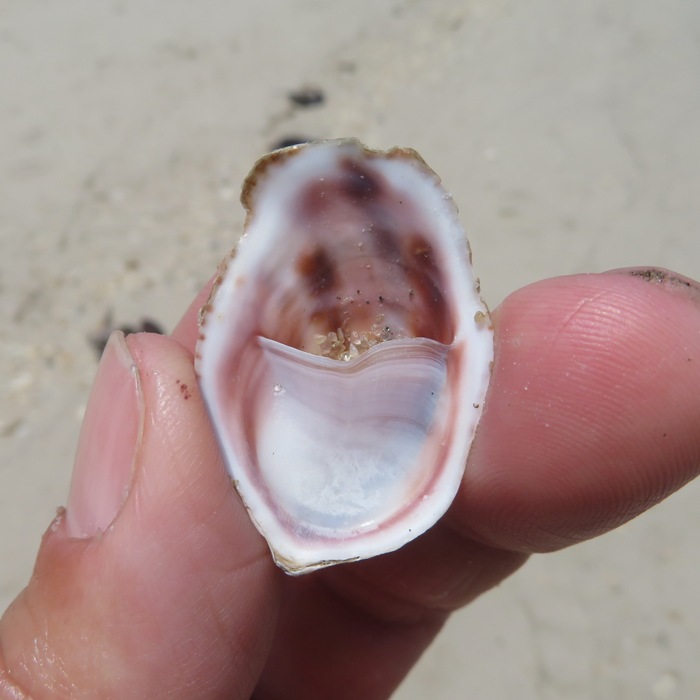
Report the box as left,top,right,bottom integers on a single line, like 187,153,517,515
1,1,699,697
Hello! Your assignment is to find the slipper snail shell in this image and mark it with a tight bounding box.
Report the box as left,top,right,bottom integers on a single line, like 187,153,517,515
195,139,493,574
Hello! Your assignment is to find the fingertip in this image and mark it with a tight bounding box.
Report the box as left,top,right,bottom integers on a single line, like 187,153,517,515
458,272,700,552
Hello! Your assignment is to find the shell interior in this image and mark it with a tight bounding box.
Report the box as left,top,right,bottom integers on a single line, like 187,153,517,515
196,139,493,574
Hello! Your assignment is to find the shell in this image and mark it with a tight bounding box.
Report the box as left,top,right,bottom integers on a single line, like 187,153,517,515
195,139,493,574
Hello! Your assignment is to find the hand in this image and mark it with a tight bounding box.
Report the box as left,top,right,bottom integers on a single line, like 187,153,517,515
1,268,699,700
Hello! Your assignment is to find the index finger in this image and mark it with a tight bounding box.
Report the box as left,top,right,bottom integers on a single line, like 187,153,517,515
453,268,700,552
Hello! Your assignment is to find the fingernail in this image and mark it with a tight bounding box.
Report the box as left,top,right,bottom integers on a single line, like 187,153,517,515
66,331,144,538
604,267,700,304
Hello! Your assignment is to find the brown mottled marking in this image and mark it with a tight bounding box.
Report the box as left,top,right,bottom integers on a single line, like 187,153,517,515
370,226,401,259
339,157,381,200
410,236,437,270
310,307,343,333
297,247,337,296
403,233,452,342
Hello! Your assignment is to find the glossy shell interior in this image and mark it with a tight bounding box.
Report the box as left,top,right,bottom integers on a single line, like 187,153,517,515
196,139,493,574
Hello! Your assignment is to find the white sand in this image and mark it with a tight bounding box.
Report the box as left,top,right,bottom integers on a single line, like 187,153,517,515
1,1,699,697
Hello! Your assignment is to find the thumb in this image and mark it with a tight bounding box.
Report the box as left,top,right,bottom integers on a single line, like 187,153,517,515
0,331,279,699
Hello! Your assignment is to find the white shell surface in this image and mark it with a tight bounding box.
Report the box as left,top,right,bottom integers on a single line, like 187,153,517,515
196,139,493,574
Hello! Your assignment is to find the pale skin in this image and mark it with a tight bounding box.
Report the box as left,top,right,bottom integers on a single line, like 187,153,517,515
1,268,699,699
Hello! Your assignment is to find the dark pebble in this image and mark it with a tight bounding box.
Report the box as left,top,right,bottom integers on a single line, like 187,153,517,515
288,87,325,107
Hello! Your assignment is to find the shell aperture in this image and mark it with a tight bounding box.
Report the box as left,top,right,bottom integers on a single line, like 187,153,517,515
196,139,493,574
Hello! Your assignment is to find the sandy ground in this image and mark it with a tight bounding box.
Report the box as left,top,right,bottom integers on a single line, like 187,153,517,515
1,1,699,697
